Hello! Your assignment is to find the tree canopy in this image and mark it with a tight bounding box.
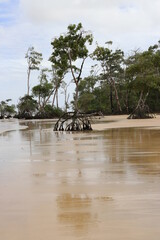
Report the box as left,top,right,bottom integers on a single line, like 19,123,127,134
50,23,93,111
1,23,160,120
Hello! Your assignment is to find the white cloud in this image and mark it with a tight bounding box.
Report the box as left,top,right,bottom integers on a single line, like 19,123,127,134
19,0,160,28
18,0,160,50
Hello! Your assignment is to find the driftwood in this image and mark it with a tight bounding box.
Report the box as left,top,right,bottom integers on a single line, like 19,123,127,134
54,111,103,131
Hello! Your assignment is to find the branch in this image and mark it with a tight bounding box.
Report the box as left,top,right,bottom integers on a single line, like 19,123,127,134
44,87,56,107
77,57,86,83
68,50,77,84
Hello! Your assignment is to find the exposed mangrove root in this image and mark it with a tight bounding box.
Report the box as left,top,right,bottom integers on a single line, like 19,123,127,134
128,97,154,119
54,111,102,131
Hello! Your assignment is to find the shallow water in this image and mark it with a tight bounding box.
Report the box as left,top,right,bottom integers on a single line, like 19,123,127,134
0,119,27,134
0,121,160,240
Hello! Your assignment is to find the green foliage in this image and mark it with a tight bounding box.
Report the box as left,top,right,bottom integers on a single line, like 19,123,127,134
124,43,160,117
78,92,95,113
50,23,93,111
4,25,160,118
78,75,97,93
25,46,43,95
51,107,64,118
0,99,16,118
126,44,160,91
146,90,160,112
32,82,53,105
17,95,38,119
32,68,58,113
92,44,124,78
35,105,64,119
77,76,110,113
50,23,93,77
25,46,43,71
92,43,124,113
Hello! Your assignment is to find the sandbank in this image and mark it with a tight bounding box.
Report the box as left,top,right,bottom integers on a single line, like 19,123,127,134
92,114,160,131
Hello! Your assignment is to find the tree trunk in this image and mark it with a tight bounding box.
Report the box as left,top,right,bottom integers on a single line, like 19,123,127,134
128,91,153,119
52,89,57,107
75,84,79,112
112,79,122,113
56,89,59,108
136,91,144,109
27,68,31,95
124,90,129,114
110,85,114,114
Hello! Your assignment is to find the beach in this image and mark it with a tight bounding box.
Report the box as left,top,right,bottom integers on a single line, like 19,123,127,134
0,116,160,240
92,114,160,130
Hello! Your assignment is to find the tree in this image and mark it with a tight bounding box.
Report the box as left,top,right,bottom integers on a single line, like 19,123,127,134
61,81,70,112
17,95,38,118
51,66,63,108
32,83,53,112
25,46,43,95
0,99,16,118
77,75,98,113
32,68,54,112
126,43,160,118
93,42,124,113
50,23,93,112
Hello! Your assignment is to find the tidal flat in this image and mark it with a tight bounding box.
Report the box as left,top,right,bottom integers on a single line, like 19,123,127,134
0,118,160,240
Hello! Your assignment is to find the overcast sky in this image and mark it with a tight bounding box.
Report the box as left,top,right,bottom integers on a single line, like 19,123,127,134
0,0,160,106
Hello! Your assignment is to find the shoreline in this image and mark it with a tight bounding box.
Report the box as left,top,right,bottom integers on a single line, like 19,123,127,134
1,115,160,134
0,119,28,135
92,114,160,131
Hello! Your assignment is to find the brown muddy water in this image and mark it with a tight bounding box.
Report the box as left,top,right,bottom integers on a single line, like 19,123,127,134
0,121,160,240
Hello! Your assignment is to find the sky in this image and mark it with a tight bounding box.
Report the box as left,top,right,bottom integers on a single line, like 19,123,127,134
0,0,160,107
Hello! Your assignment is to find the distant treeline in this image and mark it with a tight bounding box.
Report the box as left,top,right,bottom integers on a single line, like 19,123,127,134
1,23,160,119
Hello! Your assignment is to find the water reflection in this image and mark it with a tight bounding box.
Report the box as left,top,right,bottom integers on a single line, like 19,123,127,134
101,128,160,177
1,122,160,178
1,121,160,239
57,193,97,233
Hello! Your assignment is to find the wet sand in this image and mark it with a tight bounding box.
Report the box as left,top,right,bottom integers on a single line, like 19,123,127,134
0,118,160,239
92,114,160,130
0,119,28,134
